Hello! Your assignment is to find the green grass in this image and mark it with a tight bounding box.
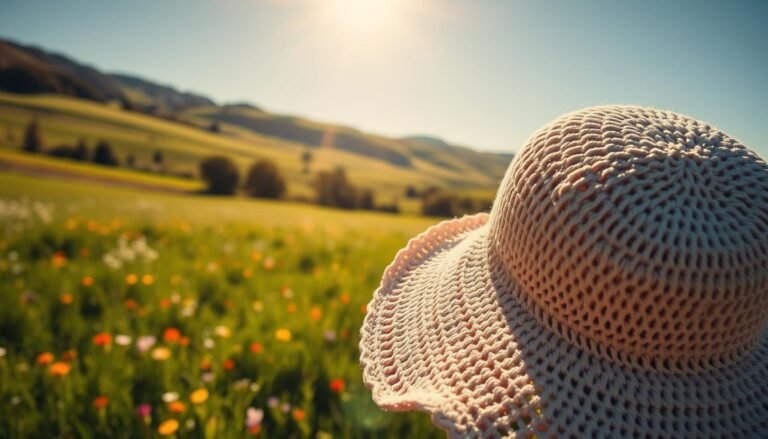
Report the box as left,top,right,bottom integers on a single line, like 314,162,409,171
0,148,203,192
0,171,442,438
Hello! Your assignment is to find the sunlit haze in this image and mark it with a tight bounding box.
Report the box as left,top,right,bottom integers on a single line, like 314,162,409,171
1,0,767,155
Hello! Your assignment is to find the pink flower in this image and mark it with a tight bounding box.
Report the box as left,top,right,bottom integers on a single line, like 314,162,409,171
136,403,152,418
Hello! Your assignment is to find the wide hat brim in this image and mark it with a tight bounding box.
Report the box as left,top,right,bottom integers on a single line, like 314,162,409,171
360,213,768,438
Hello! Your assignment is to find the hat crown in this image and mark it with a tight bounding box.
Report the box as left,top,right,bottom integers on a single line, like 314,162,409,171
489,106,768,372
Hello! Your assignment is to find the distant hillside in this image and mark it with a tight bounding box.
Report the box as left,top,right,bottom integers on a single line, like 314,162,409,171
0,37,510,179
0,39,127,105
111,73,215,114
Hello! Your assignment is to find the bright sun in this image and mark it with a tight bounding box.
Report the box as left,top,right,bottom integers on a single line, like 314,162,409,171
321,0,407,36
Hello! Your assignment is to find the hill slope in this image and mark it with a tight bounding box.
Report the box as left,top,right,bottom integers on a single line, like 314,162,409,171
0,38,510,195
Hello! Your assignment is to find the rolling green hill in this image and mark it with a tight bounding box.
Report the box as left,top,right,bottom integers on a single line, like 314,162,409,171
0,38,510,213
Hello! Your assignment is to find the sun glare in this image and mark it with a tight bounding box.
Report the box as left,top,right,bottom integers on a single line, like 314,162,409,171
321,0,407,36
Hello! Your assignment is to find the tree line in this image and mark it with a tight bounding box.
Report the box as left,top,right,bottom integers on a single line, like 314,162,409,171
17,118,493,216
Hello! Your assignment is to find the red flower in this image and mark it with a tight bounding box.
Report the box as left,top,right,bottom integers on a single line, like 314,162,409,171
92,395,109,409
249,342,262,354
223,359,235,371
92,333,112,347
163,327,181,343
329,378,345,393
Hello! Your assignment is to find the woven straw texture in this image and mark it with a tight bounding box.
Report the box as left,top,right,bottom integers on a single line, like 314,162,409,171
360,105,768,438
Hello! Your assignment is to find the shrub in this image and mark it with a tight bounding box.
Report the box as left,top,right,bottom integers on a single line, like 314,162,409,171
315,168,358,209
93,141,119,166
244,159,287,199
22,118,44,153
199,156,240,195
72,139,89,161
48,145,75,158
422,191,493,217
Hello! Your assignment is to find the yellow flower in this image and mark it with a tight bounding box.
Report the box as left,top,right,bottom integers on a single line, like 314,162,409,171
151,346,172,361
158,419,179,436
190,388,209,404
214,326,231,338
275,329,292,342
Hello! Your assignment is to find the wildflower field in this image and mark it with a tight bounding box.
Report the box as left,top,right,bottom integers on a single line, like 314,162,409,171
0,172,442,438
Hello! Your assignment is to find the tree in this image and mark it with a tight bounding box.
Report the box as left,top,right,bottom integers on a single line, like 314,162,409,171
153,149,164,170
422,192,459,217
23,118,44,153
244,159,287,199
199,156,239,195
208,121,221,133
72,139,89,161
301,149,313,174
315,167,358,209
93,141,119,166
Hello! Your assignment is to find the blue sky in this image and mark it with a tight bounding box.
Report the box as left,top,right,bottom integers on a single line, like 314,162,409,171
1,0,766,156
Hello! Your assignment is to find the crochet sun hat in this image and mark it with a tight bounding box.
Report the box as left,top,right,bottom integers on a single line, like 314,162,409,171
360,105,768,438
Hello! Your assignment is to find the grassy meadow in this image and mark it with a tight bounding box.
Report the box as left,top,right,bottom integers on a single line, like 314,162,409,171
0,171,443,438
0,92,502,211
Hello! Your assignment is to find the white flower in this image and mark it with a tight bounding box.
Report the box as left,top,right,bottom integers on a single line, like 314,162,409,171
162,392,179,403
0,347,6,358
136,335,157,353
115,335,132,346
185,419,196,430
245,408,264,428
203,338,215,349
267,396,279,408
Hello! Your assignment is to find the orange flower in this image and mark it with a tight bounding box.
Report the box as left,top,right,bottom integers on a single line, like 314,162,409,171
359,304,367,314
36,352,54,365
249,342,263,354
286,303,297,313
292,408,306,422
200,359,212,371
309,306,322,321
250,251,262,262
168,401,186,414
124,298,139,310
159,298,171,309
223,359,235,371
51,251,67,268
49,361,71,377
158,419,179,436
92,395,109,409
59,294,74,305
329,378,345,394
92,332,112,347
81,276,94,287
141,274,154,285
339,293,351,304
179,336,190,347
248,425,262,435
163,327,181,344
262,257,275,270
125,274,138,285
242,268,253,279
